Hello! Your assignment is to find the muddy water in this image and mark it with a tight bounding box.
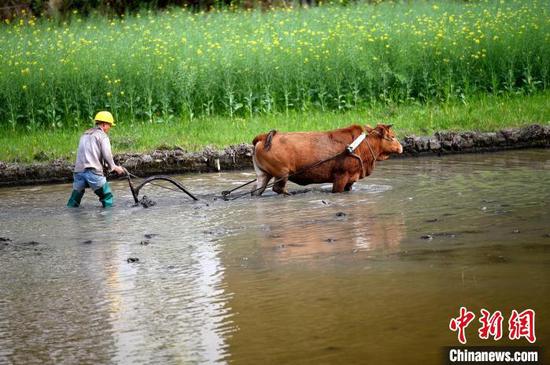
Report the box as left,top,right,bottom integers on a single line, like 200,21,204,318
0,149,549,364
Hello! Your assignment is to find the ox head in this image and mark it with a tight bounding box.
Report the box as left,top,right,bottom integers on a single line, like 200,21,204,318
366,124,403,160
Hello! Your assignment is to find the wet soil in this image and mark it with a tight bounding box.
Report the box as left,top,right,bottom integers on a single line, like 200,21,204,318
1,124,548,187
0,237,48,257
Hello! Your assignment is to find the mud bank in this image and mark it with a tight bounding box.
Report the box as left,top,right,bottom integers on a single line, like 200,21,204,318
1,124,548,187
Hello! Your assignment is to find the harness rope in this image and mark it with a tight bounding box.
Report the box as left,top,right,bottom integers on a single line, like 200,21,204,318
225,149,348,201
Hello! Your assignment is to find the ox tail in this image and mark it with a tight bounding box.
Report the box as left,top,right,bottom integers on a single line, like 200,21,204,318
252,130,277,152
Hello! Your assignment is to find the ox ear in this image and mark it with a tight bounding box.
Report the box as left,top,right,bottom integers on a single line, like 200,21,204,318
375,123,386,132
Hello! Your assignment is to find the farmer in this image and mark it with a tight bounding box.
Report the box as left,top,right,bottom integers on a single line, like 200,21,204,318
67,111,125,208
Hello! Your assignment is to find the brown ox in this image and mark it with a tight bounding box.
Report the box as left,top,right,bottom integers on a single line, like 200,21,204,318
251,124,403,195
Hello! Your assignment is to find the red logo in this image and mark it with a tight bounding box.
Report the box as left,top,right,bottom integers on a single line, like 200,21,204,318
509,309,536,343
449,307,476,344
478,309,504,341
450,307,536,344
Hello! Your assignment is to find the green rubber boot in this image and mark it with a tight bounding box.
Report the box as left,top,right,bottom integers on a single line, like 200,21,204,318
67,189,84,207
94,182,114,208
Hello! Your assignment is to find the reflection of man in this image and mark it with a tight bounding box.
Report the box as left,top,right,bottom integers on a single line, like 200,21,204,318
67,111,125,208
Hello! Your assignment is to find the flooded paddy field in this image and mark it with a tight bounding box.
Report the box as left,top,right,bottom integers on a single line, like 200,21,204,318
1,149,549,364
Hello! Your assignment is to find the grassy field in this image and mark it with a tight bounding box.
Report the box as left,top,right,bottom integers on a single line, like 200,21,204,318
0,0,548,129
1,91,548,163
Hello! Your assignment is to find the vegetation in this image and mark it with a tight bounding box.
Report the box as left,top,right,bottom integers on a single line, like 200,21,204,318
1,92,548,163
1,0,324,19
0,0,548,131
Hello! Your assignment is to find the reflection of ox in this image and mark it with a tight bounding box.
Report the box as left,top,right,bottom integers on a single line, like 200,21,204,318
253,197,407,264
252,124,403,196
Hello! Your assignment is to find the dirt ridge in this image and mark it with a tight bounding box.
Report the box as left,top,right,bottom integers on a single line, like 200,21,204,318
1,124,548,187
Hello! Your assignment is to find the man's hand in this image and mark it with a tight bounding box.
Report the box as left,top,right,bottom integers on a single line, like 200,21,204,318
112,166,126,176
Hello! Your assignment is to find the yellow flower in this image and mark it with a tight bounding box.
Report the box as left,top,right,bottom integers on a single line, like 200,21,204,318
107,92,112,97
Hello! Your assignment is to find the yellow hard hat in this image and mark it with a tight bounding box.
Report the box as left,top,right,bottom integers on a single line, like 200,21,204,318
94,111,115,126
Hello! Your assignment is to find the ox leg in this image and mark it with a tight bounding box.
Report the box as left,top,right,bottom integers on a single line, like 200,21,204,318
344,182,354,192
272,177,290,196
332,175,349,193
252,172,272,196
252,154,272,196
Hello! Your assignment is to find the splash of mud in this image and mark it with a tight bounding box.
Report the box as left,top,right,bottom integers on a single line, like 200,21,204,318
135,195,156,208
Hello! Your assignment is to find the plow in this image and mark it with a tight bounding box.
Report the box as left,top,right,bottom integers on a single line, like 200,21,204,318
123,170,199,205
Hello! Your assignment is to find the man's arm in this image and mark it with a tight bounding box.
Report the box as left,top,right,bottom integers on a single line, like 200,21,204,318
100,136,124,175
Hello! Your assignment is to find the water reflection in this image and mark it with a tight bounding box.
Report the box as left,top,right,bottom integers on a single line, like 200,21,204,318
246,191,406,264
